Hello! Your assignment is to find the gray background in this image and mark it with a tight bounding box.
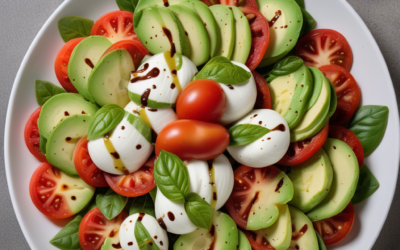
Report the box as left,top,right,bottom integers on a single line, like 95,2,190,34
0,0,399,249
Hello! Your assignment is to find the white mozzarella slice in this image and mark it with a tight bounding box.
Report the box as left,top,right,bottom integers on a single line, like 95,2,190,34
212,154,234,210
186,160,212,204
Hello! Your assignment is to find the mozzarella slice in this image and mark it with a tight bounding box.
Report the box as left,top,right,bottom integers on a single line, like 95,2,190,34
227,109,290,168
212,154,234,210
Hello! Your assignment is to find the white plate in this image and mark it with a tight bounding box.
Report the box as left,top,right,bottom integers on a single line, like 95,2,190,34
4,0,400,249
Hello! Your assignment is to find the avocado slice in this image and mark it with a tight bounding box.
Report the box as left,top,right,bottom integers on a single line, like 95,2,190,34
256,0,303,67
209,5,235,59
46,115,92,175
263,204,292,250
174,211,238,250
269,64,313,129
288,206,318,250
287,148,333,213
230,6,252,64
307,139,359,221
101,237,121,250
38,93,99,139
168,5,210,66
238,230,251,250
68,36,113,102
88,49,134,108
135,0,185,14
326,77,337,119
306,68,323,110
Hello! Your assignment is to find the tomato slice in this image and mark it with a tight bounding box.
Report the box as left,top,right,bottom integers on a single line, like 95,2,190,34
296,29,353,71
206,0,258,8
329,125,364,168
313,202,355,246
102,39,149,69
253,71,272,109
24,107,47,162
242,230,274,250
74,136,108,187
278,122,329,166
79,207,128,250
54,37,84,93
237,0,258,8
104,157,156,197
220,0,238,5
319,65,361,125
91,11,136,43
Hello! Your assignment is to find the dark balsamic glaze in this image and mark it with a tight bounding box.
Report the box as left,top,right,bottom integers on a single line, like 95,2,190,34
141,88,151,106
292,224,308,240
131,67,160,83
158,217,167,231
227,84,234,90
132,63,150,75
138,213,145,222
162,27,176,56
271,124,286,132
162,0,169,7
110,152,120,159
275,178,284,192
269,10,282,27
85,58,94,69
167,212,175,221
148,108,158,112
111,242,122,249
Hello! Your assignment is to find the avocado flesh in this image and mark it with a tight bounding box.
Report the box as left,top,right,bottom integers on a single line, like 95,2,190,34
88,49,134,108
174,211,238,250
101,237,121,250
307,139,359,221
288,206,319,250
46,115,92,176
68,36,112,102
238,230,252,250
288,148,333,213
262,204,292,250
230,6,252,64
306,67,323,110
38,93,99,139
326,77,337,118
209,5,235,59
135,0,185,14
256,0,303,67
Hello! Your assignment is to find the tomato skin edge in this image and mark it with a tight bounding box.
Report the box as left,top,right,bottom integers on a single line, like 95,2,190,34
24,106,47,162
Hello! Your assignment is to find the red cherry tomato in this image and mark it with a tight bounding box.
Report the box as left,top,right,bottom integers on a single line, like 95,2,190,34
243,230,275,250
296,29,353,71
91,11,136,43
155,120,230,161
24,107,47,162
102,39,149,69
253,71,272,109
319,65,361,125
54,37,84,93
176,79,226,123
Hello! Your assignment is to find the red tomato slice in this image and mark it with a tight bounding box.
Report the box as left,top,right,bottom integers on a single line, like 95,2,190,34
91,11,136,43
243,230,274,250
329,125,364,168
79,207,128,250
240,7,270,71
74,136,108,187
296,29,353,71
54,37,84,93
314,202,355,246
24,107,47,162
252,71,272,109
278,122,329,166
200,0,219,6
104,157,156,197
319,65,361,125
102,39,149,69
220,0,238,5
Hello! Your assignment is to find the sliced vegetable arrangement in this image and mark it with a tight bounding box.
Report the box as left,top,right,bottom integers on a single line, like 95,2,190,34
23,0,389,249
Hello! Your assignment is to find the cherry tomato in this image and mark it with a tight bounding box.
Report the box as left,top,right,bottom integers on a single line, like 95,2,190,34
24,107,47,162
253,71,272,109
54,37,84,93
155,120,230,161
102,39,149,69
319,65,361,125
243,230,274,250
296,29,353,71
314,202,355,246
278,122,329,166
176,79,226,123
91,11,136,43
79,207,128,250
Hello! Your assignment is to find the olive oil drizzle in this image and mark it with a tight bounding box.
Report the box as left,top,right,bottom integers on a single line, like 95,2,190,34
164,50,182,92
208,160,217,210
138,107,153,129
103,134,129,174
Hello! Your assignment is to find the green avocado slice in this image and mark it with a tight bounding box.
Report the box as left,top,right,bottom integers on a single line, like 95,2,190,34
209,5,235,59
238,230,252,250
288,206,319,250
263,204,292,250
230,6,252,64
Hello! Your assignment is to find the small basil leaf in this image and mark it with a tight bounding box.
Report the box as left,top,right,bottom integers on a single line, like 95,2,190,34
58,16,94,42
135,220,161,250
130,194,155,217
295,0,305,9
266,74,278,83
184,193,213,229
50,215,82,250
300,7,316,37
154,151,190,203
40,134,47,154
269,56,304,76
127,113,152,143
96,189,128,220
116,0,138,13
348,105,389,156
194,56,252,85
87,104,125,140
229,124,271,146
352,164,380,204
315,230,327,250
35,80,66,106
149,187,157,202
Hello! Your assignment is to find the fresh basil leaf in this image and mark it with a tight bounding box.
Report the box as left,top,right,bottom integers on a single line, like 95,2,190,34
348,105,389,156
149,187,157,202
300,7,316,37
295,0,305,9
229,124,271,146
87,104,125,140
135,220,161,250
269,56,303,76
130,194,155,217
154,151,190,203
50,215,82,250
266,74,279,83
352,164,380,204
96,189,128,220
315,230,327,250
116,0,139,13
35,80,66,106
40,134,47,154
58,16,94,42
184,193,213,229
194,56,252,85
127,113,152,143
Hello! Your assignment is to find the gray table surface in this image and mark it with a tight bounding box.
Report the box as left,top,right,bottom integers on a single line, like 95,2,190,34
1,0,399,249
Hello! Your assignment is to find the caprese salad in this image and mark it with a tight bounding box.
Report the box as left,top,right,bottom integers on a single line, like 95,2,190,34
23,0,389,249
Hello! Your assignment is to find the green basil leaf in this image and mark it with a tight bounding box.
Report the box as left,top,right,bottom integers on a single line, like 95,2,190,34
269,56,304,76
87,104,125,140
96,189,128,220
295,0,305,9
315,230,327,250
130,194,155,217
352,164,380,204
58,16,94,42
135,220,161,250
127,113,152,143
229,124,271,146
184,193,213,229
50,215,82,250
154,151,190,203
194,56,252,85
40,134,47,154
149,187,157,202
265,74,278,83
348,105,389,156
35,80,66,106
300,7,316,37
116,0,139,13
